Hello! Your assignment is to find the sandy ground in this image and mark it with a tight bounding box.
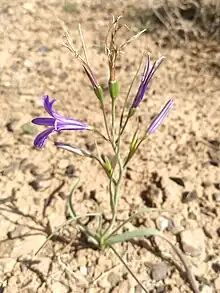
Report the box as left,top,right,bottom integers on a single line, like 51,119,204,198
0,1,220,292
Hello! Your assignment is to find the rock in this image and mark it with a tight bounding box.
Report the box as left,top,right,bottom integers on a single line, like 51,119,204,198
24,59,33,69
97,278,111,289
140,185,163,207
50,282,69,293
65,164,75,177
214,276,220,291
156,216,170,231
58,159,69,169
216,227,220,237
29,180,42,191
212,192,220,202
80,266,87,276
212,262,220,273
151,262,169,281
214,183,220,190
181,190,198,203
6,120,18,132
23,3,36,13
200,284,213,293
107,272,120,287
180,228,205,257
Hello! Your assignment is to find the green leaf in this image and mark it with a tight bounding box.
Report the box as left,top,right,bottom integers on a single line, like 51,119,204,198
106,227,161,245
23,123,38,135
67,179,80,218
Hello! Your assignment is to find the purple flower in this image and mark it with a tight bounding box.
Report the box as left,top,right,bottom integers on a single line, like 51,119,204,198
132,55,164,108
146,99,174,134
32,95,88,148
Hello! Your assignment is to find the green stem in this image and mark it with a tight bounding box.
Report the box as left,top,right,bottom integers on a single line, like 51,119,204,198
110,245,148,293
111,98,116,144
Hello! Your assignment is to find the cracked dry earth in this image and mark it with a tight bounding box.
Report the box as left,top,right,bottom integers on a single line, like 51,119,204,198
0,1,220,293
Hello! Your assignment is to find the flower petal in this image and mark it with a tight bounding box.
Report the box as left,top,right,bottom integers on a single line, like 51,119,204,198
34,127,55,148
132,56,164,108
42,95,56,117
32,117,55,126
55,142,91,157
55,120,88,131
147,99,174,134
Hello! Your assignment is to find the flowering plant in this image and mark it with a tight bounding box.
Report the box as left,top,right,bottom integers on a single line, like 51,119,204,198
32,17,198,293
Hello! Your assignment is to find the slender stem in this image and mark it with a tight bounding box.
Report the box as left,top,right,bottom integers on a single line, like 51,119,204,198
111,98,116,144
93,129,109,141
118,55,144,139
110,245,149,293
103,135,124,237
101,102,116,150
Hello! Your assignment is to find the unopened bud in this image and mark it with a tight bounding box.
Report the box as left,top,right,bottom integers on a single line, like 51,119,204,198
109,80,118,100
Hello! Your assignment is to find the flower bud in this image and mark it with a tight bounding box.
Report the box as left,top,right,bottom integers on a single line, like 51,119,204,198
109,80,118,100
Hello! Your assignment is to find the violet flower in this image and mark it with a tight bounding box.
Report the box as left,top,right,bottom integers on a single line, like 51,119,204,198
32,95,88,148
146,99,174,134
131,55,164,108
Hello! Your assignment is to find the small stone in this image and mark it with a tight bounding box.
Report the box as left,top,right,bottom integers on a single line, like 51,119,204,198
29,180,41,191
156,286,166,293
80,266,87,276
214,183,220,190
214,276,220,290
65,164,75,177
140,185,163,207
216,227,220,237
107,272,120,287
6,120,18,132
212,262,220,273
156,216,170,231
38,46,50,54
58,159,69,169
24,59,33,68
97,278,111,289
51,282,69,293
200,284,213,293
182,190,197,203
23,3,36,13
169,177,185,187
151,262,169,281
212,192,220,202
180,228,205,257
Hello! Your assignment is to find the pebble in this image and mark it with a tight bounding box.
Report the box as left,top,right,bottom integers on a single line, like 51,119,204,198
180,228,205,257
29,180,41,191
214,183,220,190
151,262,169,281
24,59,33,68
107,272,120,287
212,262,220,273
58,159,69,169
65,164,75,177
200,284,213,293
181,190,197,203
23,3,36,13
156,216,170,231
212,192,220,202
80,266,87,276
50,282,69,293
6,120,18,132
140,185,163,207
214,276,220,290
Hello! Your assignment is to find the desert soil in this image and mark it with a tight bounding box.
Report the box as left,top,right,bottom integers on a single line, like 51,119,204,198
0,0,220,292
